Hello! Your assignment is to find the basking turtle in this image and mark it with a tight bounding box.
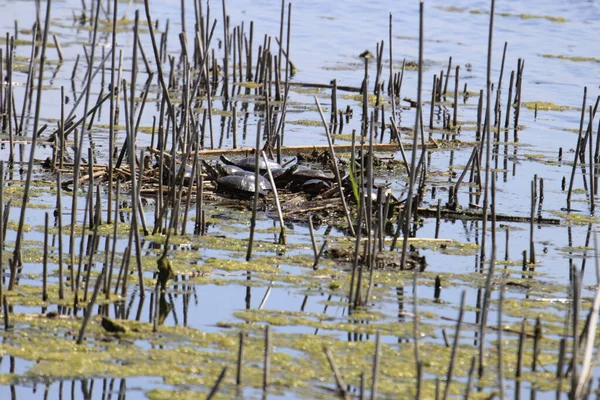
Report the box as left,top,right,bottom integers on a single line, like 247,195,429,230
202,160,247,180
218,164,247,176
162,161,195,186
301,179,332,196
269,165,296,186
220,154,281,173
216,174,272,197
271,164,335,189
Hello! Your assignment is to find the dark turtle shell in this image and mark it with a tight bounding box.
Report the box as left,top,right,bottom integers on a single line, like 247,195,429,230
301,179,332,195
291,167,335,183
163,162,195,185
269,165,294,181
216,174,272,196
269,165,298,187
220,155,281,172
217,163,247,176
271,165,335,188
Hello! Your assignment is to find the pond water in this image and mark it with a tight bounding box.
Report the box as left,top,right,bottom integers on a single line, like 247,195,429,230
0,0,599,399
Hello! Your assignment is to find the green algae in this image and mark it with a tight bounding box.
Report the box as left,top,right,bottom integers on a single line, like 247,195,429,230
522,101,578,111
496,12,567,23
550,210,600,225
330,132,357,142
204,257,281,274
438,241,480,256
233,81,262,89
0,313,462,398
445,90,481,97
287,119,325,127
197,107,233,117
341,93,381,105
0,247,583,398
290,86,326,95
435,6,568,23
541,54,600,63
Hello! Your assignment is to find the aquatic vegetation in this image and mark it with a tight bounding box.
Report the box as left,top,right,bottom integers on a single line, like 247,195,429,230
0,0,597,399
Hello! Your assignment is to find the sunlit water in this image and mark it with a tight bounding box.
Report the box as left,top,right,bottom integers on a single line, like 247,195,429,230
0,0,599,398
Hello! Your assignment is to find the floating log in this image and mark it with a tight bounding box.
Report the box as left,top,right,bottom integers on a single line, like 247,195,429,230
417,207,561,225
151,143,416,157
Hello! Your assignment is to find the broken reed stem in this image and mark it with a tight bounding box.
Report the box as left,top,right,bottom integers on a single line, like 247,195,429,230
567,87,587,210
514,61,524,129
413,267,421,367
7,37,14,159
206,368,228,400
314,96,355,236
10,0,53,283
18,23,38,135
441,290,466,400
106,182,120,300
571,268,581,398
3,295,10,330
498,273,506,399
430,74,437,129
415,361,423,400
73,184,94,309
122,79,145,297
515,319,526,399
181,131,201,236
308,215,319,260
532,317,541,373
529,179,536,264
261,151,286,244
349,200,365,311
371,331,381,400
453,65,459,127
76,259,105,344
69,0,101,292
443,56,452,95
464,356,476,399
505,71,515,128
42,213,49,302
477,0,496,378
52,34,63,61
221,0,230,101
107,0,118,224
143,0,175,121
263,324,271,390
56,173,66,297
323,346,348,398
388,13,393,95
83,190,102,304
236,332,244,385
400,0,424,270
246,120,262,261
313,240,328,270
575,233,600,396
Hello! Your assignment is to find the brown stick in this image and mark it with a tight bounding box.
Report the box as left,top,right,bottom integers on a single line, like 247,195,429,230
323,346,348,398
416,207,560,225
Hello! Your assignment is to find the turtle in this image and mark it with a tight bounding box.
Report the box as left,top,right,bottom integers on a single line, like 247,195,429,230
220,154,282,173
301,179,332,196
162,161,195,186
202,160,247,180
216,174,272,197
218,164,247,176
270,164,335,189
